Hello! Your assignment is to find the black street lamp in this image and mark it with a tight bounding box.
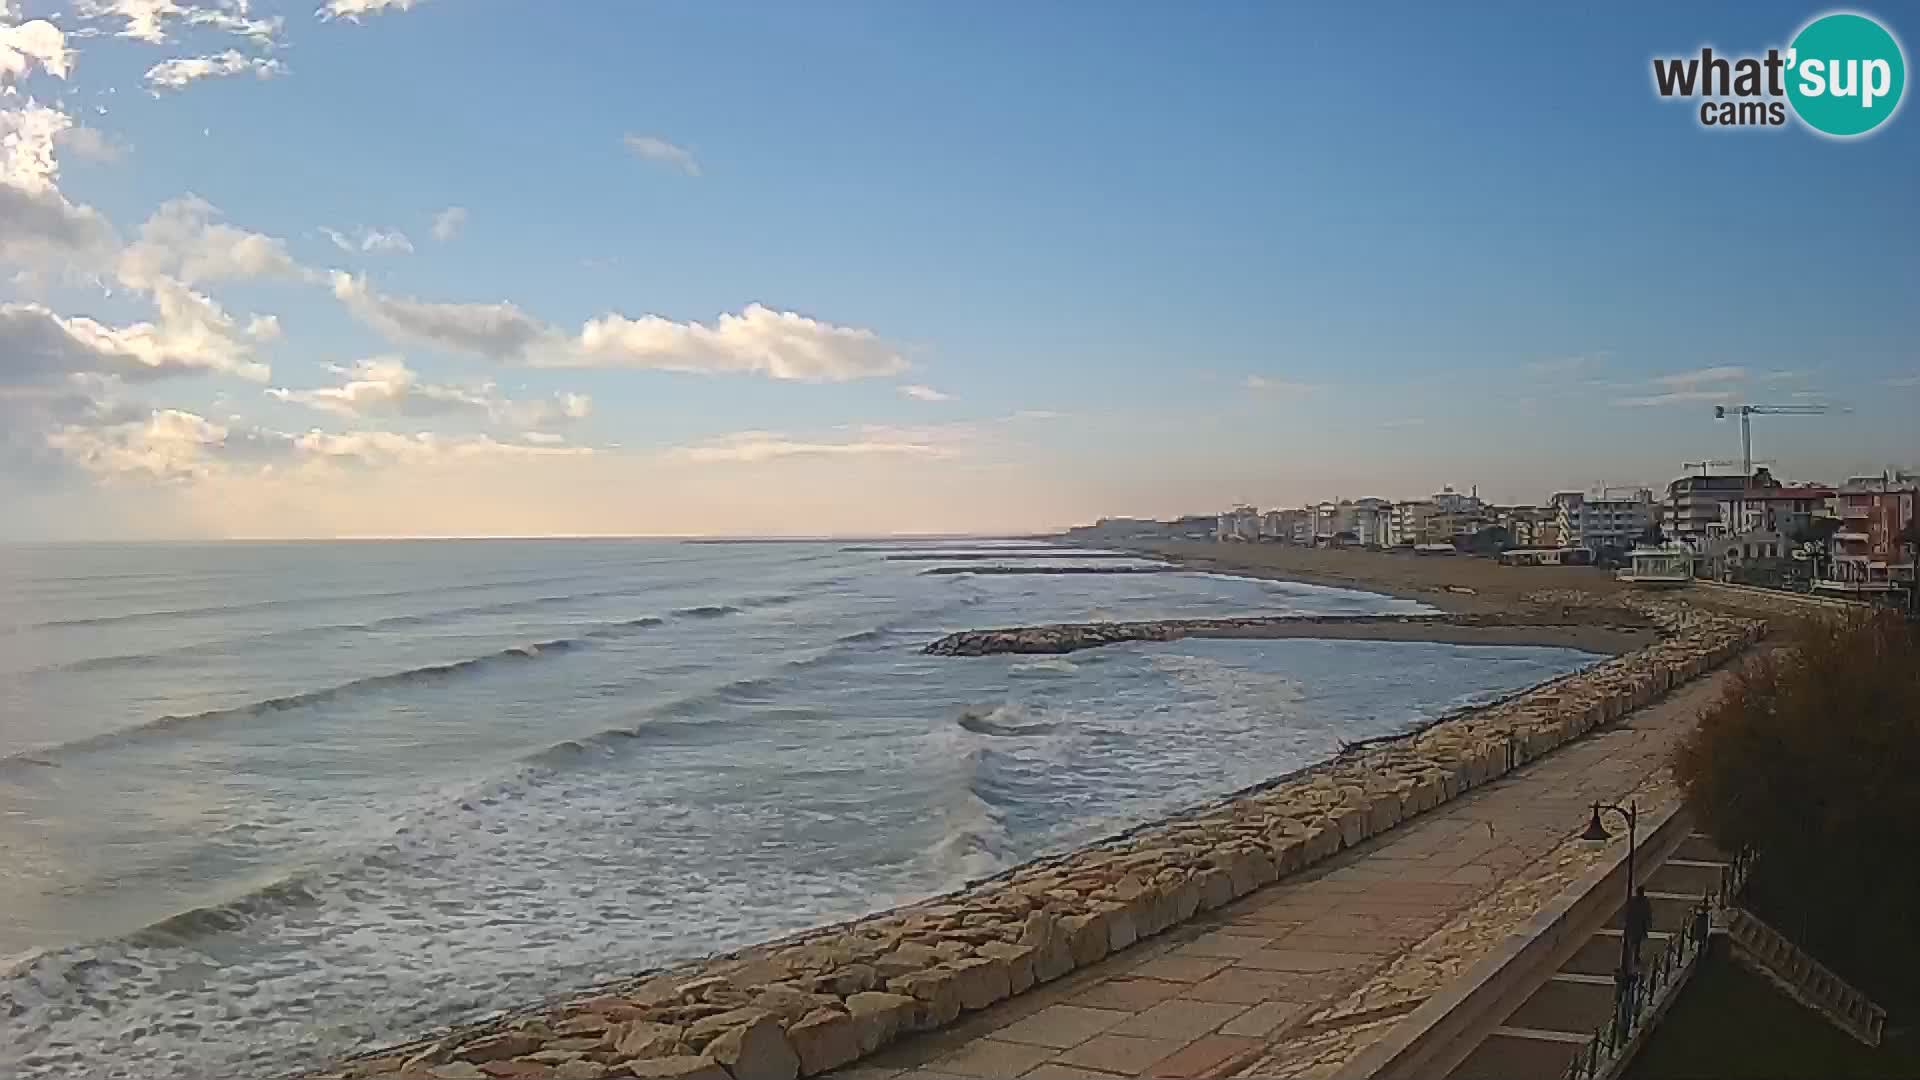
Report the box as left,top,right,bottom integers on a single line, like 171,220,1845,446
1582,801,1640,976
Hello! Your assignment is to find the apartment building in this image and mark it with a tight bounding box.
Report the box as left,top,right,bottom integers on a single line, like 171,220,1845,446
1666,470,1775,545
1823,475,1917,592
1551,489,1654,552
1387,501,1437,547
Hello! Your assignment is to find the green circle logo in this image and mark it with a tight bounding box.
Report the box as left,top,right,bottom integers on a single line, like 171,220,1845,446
1787,12,1906,137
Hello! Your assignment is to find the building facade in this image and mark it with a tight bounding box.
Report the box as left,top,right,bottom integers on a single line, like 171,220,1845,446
1388,501,1436,547
1825,477,1917,590
1551,489,1654,552
1665,470,1776,545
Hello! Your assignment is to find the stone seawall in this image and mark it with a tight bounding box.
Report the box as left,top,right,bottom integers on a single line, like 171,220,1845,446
319,604,1763,1080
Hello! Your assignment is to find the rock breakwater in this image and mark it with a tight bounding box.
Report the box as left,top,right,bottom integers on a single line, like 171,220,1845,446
924,614,1452,654
920,611,1658,656
317,603,1762,1080
918,565,1173,576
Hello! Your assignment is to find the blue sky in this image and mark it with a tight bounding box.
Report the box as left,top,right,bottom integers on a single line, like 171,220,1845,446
3,1,1915,537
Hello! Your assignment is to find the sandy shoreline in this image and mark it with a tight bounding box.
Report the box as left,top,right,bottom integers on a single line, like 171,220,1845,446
921,534,1658,653
1136,540,1633,615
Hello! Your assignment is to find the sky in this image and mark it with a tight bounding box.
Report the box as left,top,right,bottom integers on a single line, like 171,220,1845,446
2,1,1916,539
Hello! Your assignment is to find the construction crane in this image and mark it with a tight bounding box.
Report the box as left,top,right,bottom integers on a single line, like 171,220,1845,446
1714,404,1831,531
1713,404,1830,479
1683,458,1772,476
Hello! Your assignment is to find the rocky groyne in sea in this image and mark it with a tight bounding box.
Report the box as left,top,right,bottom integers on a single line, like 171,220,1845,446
923,614,1452,654
920,610,1661,656
316,602,1763,1080
918,565,1173,576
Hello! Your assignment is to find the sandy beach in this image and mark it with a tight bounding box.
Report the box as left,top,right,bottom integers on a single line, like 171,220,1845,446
1141,541,1631,616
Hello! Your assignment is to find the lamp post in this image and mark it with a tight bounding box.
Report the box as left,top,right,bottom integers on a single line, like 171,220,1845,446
1582,801,1640,976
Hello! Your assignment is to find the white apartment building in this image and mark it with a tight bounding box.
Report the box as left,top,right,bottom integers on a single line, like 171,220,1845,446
1550,489,1654,551
1216,504,1261,542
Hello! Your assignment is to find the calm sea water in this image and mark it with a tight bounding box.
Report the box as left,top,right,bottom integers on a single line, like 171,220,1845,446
0,540,1597,1079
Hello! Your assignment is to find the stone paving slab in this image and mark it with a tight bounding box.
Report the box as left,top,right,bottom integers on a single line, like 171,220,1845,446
827,660,1742,1080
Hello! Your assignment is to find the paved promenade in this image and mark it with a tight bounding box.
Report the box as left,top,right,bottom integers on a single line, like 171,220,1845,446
826,662,1737,1080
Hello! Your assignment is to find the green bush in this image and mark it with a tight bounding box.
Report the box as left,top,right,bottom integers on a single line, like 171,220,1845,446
1673,610,1920,1007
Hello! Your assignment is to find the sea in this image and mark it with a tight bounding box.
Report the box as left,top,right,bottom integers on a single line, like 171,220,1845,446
0,539,1601,1079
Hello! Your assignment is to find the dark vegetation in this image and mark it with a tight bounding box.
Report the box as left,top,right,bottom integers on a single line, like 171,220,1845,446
1627,940,1919,1080
1657,611,1920,1072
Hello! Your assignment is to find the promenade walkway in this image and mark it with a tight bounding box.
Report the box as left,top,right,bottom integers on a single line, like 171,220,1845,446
826,662,1737,1080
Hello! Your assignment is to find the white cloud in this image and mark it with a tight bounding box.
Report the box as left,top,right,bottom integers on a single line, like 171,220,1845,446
359,227,413,253
330,272,553,360
145,50,285,93
1,17,69,85
1651,365,1746,388
515,391,592,429
1611,388,1740,408
329,276,908,383
45,407,271,481
119,196,302,288
623,134,701,177
2,103,119,270
1243,375,1317,396
43,406,589,484
898,384,952,402
324,225,413,254
319,0,422,21
267,355,591,428
267,356,483,417
430,206,466,242
569,303,907,381
293,429,590,467
3,287,270,397
2,100,67,189
666,430,948,465
78,0,281,45
0,180,117,269
1381,417,1426,429
54,124,129,164
67,279,272,380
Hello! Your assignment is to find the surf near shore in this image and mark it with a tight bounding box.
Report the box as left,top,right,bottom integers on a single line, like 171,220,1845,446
310,598,1764,1080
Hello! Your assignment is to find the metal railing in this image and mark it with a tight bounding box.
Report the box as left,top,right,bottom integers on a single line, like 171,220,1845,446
1724,907,1885,1046
1562,847,1756,1080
